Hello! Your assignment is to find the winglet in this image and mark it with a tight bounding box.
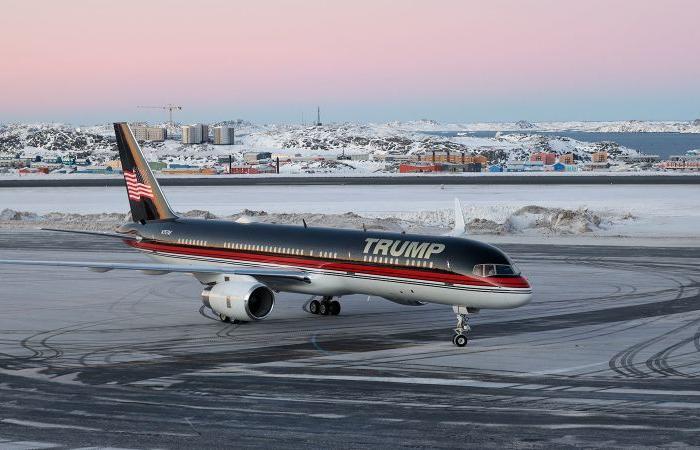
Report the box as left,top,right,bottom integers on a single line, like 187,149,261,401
452,198,467,236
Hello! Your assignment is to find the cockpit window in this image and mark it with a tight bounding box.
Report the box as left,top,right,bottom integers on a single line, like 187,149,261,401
472,264,520,277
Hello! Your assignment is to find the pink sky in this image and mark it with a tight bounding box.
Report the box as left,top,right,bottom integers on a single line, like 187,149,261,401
1,0,698,122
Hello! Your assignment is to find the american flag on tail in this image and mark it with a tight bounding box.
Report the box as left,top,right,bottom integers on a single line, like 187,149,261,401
124,168,154,201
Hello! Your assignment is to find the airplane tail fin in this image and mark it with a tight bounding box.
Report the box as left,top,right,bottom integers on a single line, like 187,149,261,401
446,198,467,236
114,122,177,223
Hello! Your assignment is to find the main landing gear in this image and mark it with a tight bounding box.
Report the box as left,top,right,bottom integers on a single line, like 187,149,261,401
452,305,476,347
308,296,341,316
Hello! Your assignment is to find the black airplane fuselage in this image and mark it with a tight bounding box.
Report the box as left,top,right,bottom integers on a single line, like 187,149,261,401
118,218,532,309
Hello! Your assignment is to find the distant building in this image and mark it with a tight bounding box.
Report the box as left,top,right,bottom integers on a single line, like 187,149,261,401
658,160,700,171
76,166,113,174
464,163,483,172
18,167,46,175
399,162,442,173
559,153,575,165
524,160,544,171
181,124,209,144
105,160,123,171
618,154,660,163
506,160,526,172
182,125,200,144
31,161,63,171
132,125,167,142
488,164,503,173
582,162,611,171
42,156,63,164
148,161,167,171
218,155,235,165
0,156,32,168
380,154,412,162
228,164,276,175
243,152,272,164
530,152,556,165
415,151,488,165
161,167,219,175
591,151,608,163
212,126,235,145
552,162,566,172
398,162,481,173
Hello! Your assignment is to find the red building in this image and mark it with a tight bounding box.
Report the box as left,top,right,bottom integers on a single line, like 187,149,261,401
228,164,276,174
399,162,442,173
530,152,556,165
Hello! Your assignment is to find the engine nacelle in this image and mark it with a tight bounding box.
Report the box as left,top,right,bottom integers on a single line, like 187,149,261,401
201,276,275,321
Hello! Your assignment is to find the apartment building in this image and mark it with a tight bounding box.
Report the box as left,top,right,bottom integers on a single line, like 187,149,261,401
212,126,235,145
132,125,167,141
182,124,209,144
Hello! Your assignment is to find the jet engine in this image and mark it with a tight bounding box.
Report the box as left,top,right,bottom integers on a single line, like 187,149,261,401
201,276,275,322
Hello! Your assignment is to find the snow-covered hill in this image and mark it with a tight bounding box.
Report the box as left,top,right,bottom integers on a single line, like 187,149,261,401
0,120,653,174
451,119,700,133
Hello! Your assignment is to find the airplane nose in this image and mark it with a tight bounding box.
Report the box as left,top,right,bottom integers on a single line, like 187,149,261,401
492,276,530,289
518,276,531,289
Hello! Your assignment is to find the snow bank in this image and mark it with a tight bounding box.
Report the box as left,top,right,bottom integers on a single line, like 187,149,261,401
503,205,621,235
0,205,634,237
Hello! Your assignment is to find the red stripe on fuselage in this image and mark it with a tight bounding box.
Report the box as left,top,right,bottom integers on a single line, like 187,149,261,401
126,240,530,289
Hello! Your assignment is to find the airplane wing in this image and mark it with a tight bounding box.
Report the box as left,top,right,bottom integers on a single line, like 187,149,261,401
40,228,141,241
0,259,311,283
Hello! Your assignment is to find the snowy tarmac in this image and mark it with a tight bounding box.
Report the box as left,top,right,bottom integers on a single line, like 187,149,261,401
1,231,700,448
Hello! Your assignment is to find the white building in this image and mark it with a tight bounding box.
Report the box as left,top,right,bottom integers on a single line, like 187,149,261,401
243,152,272,163
132,125,167,141
212,126,235,145
182,124,209,144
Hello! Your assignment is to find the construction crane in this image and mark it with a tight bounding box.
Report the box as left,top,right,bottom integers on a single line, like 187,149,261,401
137,104,183,124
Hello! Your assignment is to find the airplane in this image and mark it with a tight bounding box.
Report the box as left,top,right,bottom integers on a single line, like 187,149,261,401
0,123,532,347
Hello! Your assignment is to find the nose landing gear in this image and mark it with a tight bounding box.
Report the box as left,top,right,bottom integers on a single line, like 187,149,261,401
453,334,468,347
307,296,341,316
452,306,475,347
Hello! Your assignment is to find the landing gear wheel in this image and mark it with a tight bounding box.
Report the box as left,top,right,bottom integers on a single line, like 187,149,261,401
319,301,330,316
329,300,341,316
452,306,473,347
453,334,468,347
309,300,321,315
218,313,231,323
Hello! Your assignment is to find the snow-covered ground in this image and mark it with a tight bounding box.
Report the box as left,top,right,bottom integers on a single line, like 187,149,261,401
1,185,698,245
